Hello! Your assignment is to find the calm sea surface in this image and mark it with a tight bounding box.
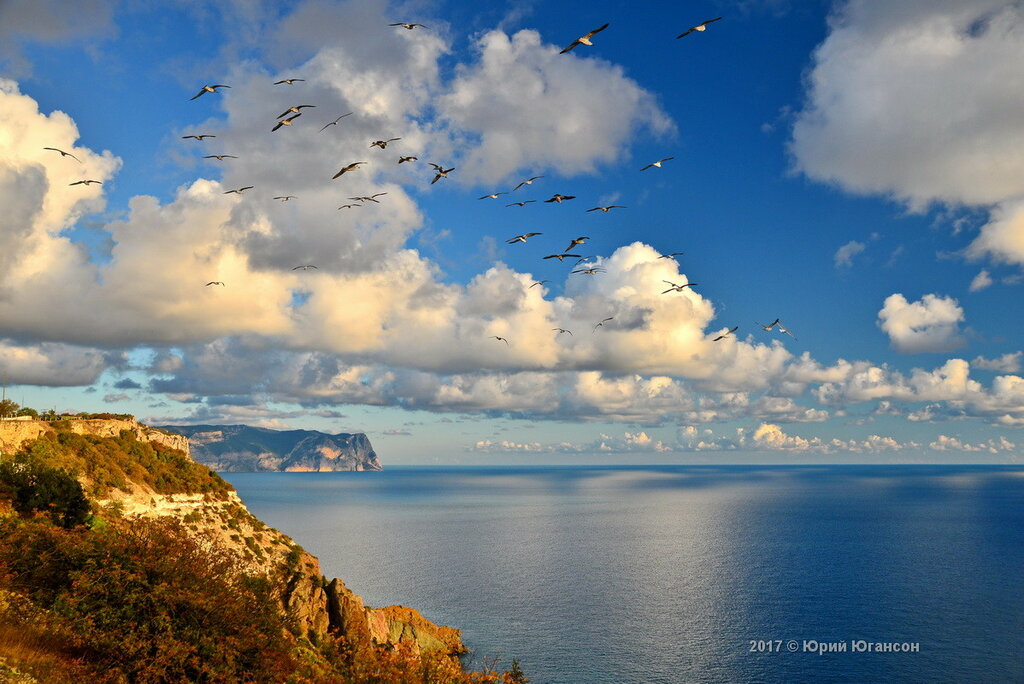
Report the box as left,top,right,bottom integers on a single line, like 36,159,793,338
224,466,1024,683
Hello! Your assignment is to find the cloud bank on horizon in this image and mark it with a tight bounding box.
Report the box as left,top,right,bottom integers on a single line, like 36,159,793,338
1,0,1023,459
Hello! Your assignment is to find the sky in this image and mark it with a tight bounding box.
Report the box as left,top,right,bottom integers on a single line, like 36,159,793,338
1,0,1023,464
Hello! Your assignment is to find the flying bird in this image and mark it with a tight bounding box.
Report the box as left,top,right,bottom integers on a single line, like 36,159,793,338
642,157,674,171
274,78,305,85
277,104,316,119
370,138,401,149
587,205,627,213
398,156,418,163
713,326,739,342
572,267,606,275
292,264,318,271
203,154,237,161
758,318,796,339
658,252,685,260
223,186,254,195
390,22,428,30
564,237,589,251
42,147,81,162
593,317,614,332
529,280,550,289
543,253,581,261
332,161,367,179
544,194,575,203
478,192,509,200
506,200,536,207
190,84,230,100
349,193,387,203
205,281,225,286
273,195,297,201
676,17,723,39
320,113,353,132
69,179,102,186
429,163,454,184
337,204,360,210
507,232,542,243
490,335,509,346
553,328,573,336
182,134,216,141
272,113,302,131
513,176,544,191
661,280,698,293
560,23,609,54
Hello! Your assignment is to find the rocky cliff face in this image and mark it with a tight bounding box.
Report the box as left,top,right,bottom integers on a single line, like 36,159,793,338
159,424,383,472
0,417,188,456
2,418,459,659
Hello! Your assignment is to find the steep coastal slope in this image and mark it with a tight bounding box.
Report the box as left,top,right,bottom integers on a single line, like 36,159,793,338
159,424,383,472
0,417,485,682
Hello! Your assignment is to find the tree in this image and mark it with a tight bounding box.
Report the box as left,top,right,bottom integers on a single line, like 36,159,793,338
0,398,19,419
0,455,90,528
15,407,38,418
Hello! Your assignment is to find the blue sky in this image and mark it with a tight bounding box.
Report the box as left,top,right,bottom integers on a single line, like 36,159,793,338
1,0,1023,464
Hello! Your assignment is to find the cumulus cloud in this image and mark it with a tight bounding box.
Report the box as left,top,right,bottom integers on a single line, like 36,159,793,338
929,434,1015,452
437,28,673,184
791,1,1024,208
0,339,114,386
972,352,1022,373
834,240,865,267
877,293,966,353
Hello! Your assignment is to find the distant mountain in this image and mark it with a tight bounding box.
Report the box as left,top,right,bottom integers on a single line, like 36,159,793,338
158,424,382,472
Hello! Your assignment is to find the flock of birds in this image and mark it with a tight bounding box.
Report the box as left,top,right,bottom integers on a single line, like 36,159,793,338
44,15,798,347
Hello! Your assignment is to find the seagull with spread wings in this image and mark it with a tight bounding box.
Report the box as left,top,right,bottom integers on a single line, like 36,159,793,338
529,280,550,289
349,192,388,203
190,84,230,100
274,78,305,85
277,104,316,119
658,252,685,260
572,267,606,275
661,280,698,293
564,237,589,251
206,281,225,286
543,253,581,262
272,114,302,131
390,22,427,29
69,179,102,186
398,156,418,164
429,163,454,184
273,195,297,202
713,326,739,342
506,200,536,207
507,232,542,244
332,161,367,179
553,328,573,336
490,335,509,346
560,23,609,54
587,205,627,213
320,113,352,132
292,265,318,271
593,317,614,332
544,194,575,203
371,138,401,149
479,191,509,200
223,186,254,195
513,175,544,191
182,134,216,141
677,17,723,39
43,147,81,162
642,157,674,170
757,318,796,339
203,154,237,161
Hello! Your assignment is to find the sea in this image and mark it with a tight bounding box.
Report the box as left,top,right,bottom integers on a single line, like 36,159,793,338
224,465,1024,684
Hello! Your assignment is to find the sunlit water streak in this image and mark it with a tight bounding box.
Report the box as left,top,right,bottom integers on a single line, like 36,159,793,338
225,466,1024,683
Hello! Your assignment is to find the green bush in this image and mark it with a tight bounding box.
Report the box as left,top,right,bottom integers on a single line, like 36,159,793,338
0,456,90,528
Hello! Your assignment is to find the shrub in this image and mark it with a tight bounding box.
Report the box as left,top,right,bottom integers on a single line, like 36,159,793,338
0,455,90,528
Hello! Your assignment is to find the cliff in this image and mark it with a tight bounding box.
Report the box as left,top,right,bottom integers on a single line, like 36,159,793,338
159,424,383,472
0,418,461,664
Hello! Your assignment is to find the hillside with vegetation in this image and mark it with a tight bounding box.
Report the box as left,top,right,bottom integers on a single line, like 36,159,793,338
0,411,526,683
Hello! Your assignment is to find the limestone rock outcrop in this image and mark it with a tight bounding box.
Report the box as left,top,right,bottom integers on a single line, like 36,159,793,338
159,424,383,472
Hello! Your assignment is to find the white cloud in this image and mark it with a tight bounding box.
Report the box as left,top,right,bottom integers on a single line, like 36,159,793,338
791,1,1024,209
834,240,865,267
437,28,673,184
972,352,1022,373
929,434,1015,452
966,198,1024,265
969,269,994,292
877,293,966,353
0,339,113,386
